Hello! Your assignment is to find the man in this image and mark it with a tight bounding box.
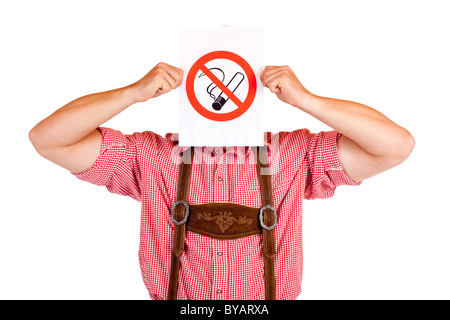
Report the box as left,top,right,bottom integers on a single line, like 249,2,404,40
29,62,414,300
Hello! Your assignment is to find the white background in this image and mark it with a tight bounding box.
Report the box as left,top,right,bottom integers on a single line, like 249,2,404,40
0,0,449,300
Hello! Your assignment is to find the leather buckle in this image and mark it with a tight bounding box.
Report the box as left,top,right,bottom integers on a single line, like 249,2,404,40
259,204,277,230
171,200,190,226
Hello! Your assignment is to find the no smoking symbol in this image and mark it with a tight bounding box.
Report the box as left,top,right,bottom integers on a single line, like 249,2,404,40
186,51,257,122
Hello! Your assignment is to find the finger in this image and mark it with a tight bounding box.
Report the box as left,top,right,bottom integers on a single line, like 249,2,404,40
260,78,267,88
263,69,286,83
162,70,178,89
260,67,284,88
157,77,172,95
158,63,184,87
265,79,281,93
165,66,184,87
260,74,267,88
262,70,287,93
170,66,184,86
262,65,293,80
261,65,284,79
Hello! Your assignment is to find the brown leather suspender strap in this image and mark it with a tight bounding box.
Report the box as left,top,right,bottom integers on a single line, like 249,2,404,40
167,147,194,300
254,146,277,300
167,146,276,300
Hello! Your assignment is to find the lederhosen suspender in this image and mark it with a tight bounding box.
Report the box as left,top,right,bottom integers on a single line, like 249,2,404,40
167,147,193,300
255,145,277,300
168,146,277,300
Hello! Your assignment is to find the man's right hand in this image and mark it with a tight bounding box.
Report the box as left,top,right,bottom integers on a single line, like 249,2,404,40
131,62,184,102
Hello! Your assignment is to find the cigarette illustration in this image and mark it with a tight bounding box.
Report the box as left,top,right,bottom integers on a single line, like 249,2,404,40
199,68,245,111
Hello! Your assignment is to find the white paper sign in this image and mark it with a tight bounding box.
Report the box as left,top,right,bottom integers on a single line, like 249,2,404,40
179,27,264,147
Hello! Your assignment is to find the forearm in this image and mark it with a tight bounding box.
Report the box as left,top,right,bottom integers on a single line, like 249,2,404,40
30,84,137,150
298,94,413,158
261,64,414,181
29,62,183,174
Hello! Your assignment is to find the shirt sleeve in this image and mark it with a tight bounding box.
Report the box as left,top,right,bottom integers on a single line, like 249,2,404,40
304,130,362,200
72,127,154,202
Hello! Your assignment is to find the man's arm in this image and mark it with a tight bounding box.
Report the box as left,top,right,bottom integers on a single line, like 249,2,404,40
260,65,415,182
29,63,183,174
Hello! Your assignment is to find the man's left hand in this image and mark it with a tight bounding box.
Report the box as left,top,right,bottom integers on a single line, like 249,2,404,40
260,65,311,108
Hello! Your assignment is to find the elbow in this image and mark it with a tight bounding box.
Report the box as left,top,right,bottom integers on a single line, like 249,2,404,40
392,128,415,165
29,125,51,158
405,130,415,157
29,125,39,149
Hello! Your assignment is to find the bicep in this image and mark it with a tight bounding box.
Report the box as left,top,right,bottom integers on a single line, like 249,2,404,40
337,134,397,183
46,129,103,174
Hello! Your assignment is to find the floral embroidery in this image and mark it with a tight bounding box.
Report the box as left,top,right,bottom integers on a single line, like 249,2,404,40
197,211,252,233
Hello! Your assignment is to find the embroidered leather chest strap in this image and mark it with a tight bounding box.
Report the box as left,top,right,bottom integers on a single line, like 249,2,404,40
187,202,261,240
167,147,194,300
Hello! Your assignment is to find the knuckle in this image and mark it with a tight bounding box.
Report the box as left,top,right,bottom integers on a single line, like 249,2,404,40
154,63,166,72
154,67,163,75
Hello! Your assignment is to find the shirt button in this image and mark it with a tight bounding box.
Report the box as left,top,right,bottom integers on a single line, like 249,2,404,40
217,251,223,256
218,177,222,182
217,289,222,294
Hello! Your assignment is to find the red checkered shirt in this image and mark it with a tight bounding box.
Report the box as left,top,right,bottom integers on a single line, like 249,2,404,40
73,127,361,300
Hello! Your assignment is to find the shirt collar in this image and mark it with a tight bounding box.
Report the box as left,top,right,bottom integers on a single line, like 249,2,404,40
165,133,273,158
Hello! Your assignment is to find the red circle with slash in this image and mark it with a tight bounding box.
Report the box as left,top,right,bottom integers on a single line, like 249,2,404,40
186,51,257,122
